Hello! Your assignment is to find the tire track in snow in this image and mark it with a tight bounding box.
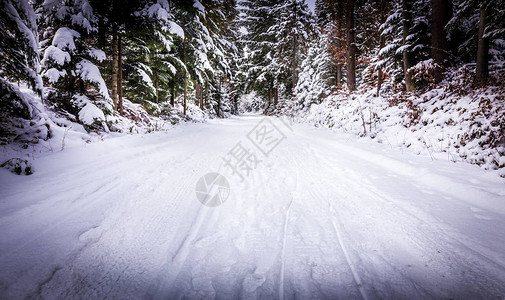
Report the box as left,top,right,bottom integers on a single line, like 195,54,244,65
329,202,368,300
316,143,505,277
278,199,293,300
292,141,370,299
99,154,212,298
32,138,215,298
277,143,302,299
152,140,228,298
303,140,505,299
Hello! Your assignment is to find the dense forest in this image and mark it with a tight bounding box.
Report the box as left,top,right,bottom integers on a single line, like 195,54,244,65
1,0,504,172
2,1,505,298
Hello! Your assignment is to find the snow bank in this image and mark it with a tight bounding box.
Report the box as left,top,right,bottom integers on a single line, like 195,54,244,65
296,82,505,177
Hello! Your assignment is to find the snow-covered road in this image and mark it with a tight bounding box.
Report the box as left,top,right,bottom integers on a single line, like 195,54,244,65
1,114,505,299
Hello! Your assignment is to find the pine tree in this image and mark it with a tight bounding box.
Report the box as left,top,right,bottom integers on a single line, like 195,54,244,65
448,0,504,86
270,0,314,98
90,0,144,115
0,0,42,95
240,0,281,110
294,35,334,112
39,0,112,118
346,0,357,91
122,0,183,111
240,0,313,112
378,0,430,92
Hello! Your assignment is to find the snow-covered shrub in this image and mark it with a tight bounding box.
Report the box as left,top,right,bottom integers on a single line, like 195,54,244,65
410,59,443,88
0,82,52,147
237,92,261,113
445,66,474,96
1,158,33,175
0,79,32,120
184,102,207,122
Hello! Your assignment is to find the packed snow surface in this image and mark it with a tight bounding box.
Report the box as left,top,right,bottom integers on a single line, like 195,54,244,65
1,114,504,299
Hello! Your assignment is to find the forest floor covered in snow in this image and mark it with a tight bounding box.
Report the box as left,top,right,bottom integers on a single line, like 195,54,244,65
1,114,505,299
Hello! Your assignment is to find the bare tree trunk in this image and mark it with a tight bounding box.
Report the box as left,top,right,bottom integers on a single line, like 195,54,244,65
183,73,187,115
196,83,203,109
377,61,384,97
111,27,118,111
475,1,489,86
183,35,187,115
431,0,452,83
274,88,278,107
234,94,238,114
265,86,271,112
204,80,208,109
216,78,221,118
402,0,415,92
377,0,387,96
336,64,342,88
346,0,356,92
292,2,298,95
154,71,159,104
117,33,123,115
170,80,175,106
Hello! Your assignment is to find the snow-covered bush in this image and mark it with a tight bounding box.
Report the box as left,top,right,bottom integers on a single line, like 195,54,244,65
1,158,33,175
300,77,505,175
238,92,262,113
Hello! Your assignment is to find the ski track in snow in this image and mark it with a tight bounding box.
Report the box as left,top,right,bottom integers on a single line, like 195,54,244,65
1,114,505,299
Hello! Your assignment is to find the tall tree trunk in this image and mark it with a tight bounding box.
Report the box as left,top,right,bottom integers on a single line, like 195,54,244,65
265,85,271,112
170,80,175,106
217,78,221,118
377,55,384,96
336,64,342,88
117,33,123,115
200,91,203,110
234,94,238,114
292,1,298,95
274,88,278,107
183,73,187,115
402,0,415,92
204,80,208,109
183,35,187,115
111,27,118,111
154,71,159,104
475,1,489,86
431,0,452,83
346,0,356,92
377,0,387,96
195,83,201,109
